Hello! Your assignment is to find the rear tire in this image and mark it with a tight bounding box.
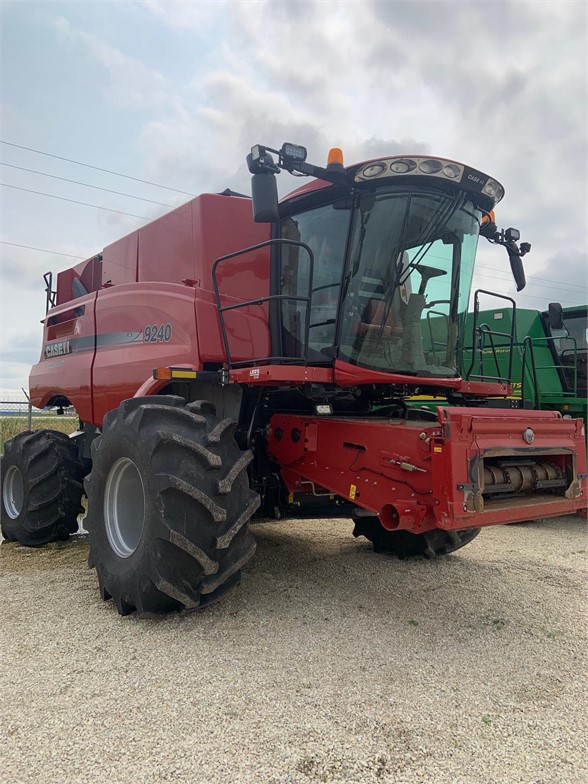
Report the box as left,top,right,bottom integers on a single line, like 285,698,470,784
84,396,260,616
352,516,481,558
1,430,85,546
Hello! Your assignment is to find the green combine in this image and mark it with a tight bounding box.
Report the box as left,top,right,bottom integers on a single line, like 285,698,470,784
410,300,587,426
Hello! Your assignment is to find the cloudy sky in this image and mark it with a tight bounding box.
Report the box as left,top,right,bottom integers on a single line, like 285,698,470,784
1,0,586,390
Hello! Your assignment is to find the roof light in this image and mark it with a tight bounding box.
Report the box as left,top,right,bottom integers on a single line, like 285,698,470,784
281,143,307,163
443,163,461,179
327,147,344,167
250,145,264,163
362,162,387,178
505,227,520,242
353,156,501,199
419,159,443,174
390,159,416,173
483,178,504,202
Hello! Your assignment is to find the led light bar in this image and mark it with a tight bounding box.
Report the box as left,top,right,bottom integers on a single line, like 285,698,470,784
281,143,307,162
354,156,505,206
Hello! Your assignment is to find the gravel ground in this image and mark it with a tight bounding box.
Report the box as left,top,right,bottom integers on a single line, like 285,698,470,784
1,514,587,784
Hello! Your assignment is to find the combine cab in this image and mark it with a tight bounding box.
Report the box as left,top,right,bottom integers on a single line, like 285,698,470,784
2,143,586,615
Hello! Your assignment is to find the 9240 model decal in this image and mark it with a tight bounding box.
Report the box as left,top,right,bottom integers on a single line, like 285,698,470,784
143,323,172,343
43,326,172,359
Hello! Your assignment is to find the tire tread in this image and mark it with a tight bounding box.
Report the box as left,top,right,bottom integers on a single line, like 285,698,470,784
85,397,258,615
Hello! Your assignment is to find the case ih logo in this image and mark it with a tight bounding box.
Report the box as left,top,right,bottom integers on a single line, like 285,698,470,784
44,340,72,358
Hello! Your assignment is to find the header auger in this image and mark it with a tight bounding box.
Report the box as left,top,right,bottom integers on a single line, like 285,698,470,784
1,143,586,616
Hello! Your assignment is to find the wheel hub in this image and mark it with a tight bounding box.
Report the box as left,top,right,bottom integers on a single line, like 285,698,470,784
3,465,24,519
104,457,146,558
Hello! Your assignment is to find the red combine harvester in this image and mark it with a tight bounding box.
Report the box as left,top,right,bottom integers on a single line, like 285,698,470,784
2,143,586,615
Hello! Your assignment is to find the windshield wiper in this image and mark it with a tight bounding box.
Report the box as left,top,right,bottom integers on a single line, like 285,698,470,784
399,192,466,285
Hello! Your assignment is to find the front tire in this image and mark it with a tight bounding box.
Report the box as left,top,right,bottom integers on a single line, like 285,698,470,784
84,396,260,616
352,516,481,558
1,430,85,546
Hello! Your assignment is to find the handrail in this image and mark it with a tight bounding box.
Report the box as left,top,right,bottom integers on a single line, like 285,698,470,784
44,271,56,314
522,335,578,404
425,310,448,363
211,238,315,368
521,337,540,409
465,290,517,382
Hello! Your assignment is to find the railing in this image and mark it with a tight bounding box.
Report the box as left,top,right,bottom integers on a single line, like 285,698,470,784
426,310,449,364
212,238,315,368
44,271,56,314
521,335,579,409
465,290,517,383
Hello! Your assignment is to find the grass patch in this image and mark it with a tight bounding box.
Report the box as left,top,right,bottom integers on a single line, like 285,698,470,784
1,416,79,453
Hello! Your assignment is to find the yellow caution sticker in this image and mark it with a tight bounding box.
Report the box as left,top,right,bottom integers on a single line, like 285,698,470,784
288,493,294,504
349,484,357,499
433,446,442,453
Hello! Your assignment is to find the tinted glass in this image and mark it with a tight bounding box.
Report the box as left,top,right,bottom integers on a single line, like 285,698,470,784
280,203,351,359
339,190,480,377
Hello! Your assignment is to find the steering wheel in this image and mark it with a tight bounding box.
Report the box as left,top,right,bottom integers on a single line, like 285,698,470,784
416,265,447,295
424,299,450,310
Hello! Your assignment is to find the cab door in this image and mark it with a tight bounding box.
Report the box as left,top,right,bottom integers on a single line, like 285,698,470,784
277,202,351,362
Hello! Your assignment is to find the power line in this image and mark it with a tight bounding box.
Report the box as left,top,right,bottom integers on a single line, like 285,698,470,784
1,162,176,207
477,263,586,289
0,241,85,259
475,267,587,296
473,271,587,303
475,273,588,297
473,286,585,306
476,264,587,292
515,291,586,304
1,183,152,220
0,140,197,197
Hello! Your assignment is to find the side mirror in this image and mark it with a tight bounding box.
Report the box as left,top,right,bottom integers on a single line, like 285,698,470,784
548,302,564,330
251,173,279,223
507,248,526,292
484,220,531,293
